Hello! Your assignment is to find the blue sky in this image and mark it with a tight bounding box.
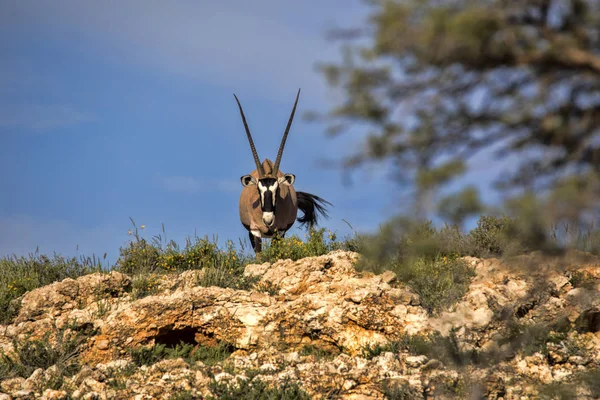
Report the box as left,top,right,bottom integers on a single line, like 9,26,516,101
1,0,412,262
0,1,514,263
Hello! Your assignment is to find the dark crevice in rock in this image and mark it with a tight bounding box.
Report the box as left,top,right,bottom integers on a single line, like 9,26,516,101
155,326,199,347
576,308,600,333
515,301,536,318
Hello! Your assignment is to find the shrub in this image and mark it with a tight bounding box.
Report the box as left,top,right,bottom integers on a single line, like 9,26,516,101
468,215,518,257
0,252,102,324
357,228,475,314
130,273,162,299
381,380,421,400
208,377,311,400
398,255,475,313
299,344,339,360
116,237,161,275
0,326,85,385
259,228,351,263
129,341,235,367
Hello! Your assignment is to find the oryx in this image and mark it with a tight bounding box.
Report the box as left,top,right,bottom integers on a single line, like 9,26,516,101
235,89,330,253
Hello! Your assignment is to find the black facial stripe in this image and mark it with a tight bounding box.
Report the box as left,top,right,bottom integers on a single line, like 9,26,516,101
263,190,274,212
258,178,278,212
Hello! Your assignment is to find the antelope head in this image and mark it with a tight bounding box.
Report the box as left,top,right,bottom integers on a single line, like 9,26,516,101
235,89,300,229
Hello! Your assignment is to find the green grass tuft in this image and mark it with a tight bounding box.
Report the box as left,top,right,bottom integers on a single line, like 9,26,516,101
0,252,103,324
208,377,311,400
129,341,235,367
258,228,355,263
0,324,86,388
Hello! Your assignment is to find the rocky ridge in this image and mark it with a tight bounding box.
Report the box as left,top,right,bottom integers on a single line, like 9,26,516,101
1,250,600,399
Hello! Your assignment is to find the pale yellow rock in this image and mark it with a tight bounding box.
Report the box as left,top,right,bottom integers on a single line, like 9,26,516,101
1,250,600,399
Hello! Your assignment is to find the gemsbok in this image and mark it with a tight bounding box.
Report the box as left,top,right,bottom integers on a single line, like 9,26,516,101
235,89,330,253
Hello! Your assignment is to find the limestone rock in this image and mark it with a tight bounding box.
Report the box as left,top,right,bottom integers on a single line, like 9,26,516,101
1,250,600,399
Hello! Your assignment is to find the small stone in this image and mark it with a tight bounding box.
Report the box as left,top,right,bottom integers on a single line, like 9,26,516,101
405,355,428,368
214,372,234,383
423,359,444,370
41,389,68,400
23,368,43,391
342,379,357,390
96,340,109,350
259,363,277,372
12,391,34,399
380,271,396,284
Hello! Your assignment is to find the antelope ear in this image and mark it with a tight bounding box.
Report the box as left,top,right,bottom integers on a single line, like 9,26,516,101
278,174,295,186
241,175,257,187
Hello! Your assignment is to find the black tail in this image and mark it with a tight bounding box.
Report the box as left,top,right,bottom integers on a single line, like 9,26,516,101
296,191,331,229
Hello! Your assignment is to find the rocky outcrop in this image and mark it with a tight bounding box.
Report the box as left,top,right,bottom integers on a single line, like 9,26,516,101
1,250,600,399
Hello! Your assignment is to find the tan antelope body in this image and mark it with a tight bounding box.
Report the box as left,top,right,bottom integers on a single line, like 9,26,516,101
239,159,297,239
234,89,330,253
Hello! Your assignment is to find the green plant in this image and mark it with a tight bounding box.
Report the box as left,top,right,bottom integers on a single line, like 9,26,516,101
105,363,137,390
0,325,85,384
381,380,420,400
539,368,600,399
169,391,200,400
130,273,162,299
0,252,103,324
254,281,281,296
208,377,311,400
129,341,235,367
299,344,338,360
361,341,403,360
400,255,474,313
468,215,519,257
115,219,163,274
259,228,350,262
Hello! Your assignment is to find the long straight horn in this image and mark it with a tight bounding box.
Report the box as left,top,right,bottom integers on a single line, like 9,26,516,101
273,88,301,175
234,94,265,177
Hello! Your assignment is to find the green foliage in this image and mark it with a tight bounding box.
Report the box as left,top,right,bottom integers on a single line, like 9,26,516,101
299,344,338,361
398,255,475,314
208,377,311,400
0,326,84,385
315,0,600,230
105,363,137,391
356,213,600,313
469,215,518,257
116,220,252,277
0,252,103,324
539,368,600,399
378,318,581,372
116,237,161,275
438,186,483,227
169,392,200,400
357,219,477,313
115,220,258,291
361,341,404,360
129,341,234,367
381,380,421,400
259,228,353,263
131,273,162,299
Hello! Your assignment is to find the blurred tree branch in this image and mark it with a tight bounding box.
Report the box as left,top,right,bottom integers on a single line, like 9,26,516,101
313,0,600,224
